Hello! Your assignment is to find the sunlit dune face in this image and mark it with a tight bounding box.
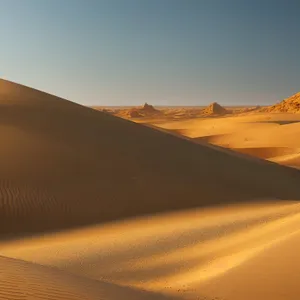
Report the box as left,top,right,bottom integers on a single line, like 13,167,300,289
2,201,300,296
124,110,300,169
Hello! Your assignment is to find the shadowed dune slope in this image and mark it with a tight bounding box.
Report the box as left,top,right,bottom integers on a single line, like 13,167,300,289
1,79,300,237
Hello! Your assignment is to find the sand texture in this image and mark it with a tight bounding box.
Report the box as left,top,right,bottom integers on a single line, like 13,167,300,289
1,79,300,299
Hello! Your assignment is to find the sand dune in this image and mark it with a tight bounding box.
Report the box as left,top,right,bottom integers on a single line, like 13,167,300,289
1,79,300,237
2,79,300,299
231,146,298,159
269,152,300,169
197,226,300,300
151,112,300,168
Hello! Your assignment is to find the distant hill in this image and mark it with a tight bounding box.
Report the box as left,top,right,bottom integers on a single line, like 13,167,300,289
202,102,229,115
263,92,300,113
127,103,161,118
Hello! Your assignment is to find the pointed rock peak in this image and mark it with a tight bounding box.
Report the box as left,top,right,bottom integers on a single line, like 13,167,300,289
203,102,228,115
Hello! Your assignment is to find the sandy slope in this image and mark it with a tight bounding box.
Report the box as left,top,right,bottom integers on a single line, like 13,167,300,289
2,201,300,300
1,79,300,237
270,152,300,169
0,256,176,300
197,226,300,300
2,79,300,299
151,112,300,168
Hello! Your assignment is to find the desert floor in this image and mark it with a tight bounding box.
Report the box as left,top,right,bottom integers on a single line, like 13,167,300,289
155,112,300,169
110,107,300,170
1,79,300,300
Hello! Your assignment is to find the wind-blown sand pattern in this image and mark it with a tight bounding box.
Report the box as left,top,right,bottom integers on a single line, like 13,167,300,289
2,202,300,299
1,78,300,299
0,256,176,300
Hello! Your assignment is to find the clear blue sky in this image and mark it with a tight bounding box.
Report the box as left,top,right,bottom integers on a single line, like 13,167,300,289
1,0,299,106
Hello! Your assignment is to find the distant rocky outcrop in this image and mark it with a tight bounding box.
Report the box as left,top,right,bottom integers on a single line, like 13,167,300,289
125,103,161,118
202,102,229,115
263,92,300,113
140,103,161,115
142,102,155,111
127,109,142,118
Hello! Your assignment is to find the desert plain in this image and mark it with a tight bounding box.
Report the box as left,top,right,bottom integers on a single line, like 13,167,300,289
1,78,300,299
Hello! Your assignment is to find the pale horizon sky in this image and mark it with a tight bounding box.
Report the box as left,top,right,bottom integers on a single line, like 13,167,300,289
1,0,300,106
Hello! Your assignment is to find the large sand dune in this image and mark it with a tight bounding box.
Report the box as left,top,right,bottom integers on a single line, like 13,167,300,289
1,79,300,237
1,79,300,299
